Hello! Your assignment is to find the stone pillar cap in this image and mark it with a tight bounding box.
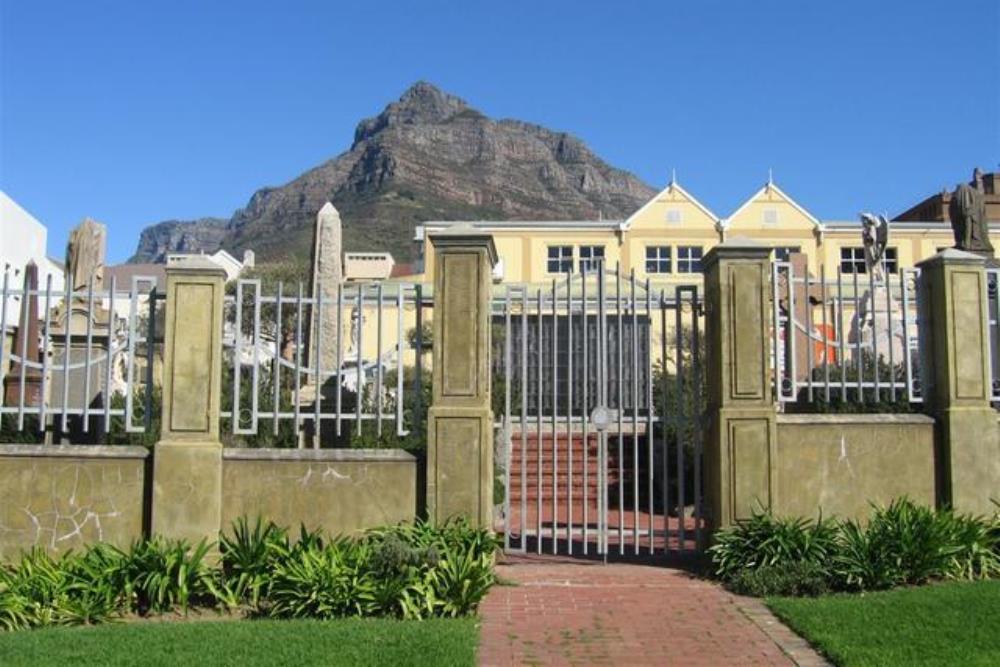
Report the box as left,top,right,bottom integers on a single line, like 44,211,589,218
428,224,499,267
165,256,228,275
916,247,988,269
703,237,771,270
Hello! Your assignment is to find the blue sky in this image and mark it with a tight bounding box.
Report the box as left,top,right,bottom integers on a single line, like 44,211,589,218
1,0,998,262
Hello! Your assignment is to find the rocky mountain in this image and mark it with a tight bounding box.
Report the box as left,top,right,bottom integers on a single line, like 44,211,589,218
129,82,656,265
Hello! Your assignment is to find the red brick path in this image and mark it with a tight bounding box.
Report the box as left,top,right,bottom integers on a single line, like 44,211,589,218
478,556,804,666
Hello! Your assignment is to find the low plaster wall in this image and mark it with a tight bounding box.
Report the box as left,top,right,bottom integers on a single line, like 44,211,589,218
221,448,417,536
774,414,937,520
0,445,149,559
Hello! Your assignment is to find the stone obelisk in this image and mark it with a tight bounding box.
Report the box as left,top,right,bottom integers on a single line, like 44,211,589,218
307,202,344,376
4,261,42,407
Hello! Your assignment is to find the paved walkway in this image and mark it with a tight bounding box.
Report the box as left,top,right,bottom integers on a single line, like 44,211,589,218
478,556,826,666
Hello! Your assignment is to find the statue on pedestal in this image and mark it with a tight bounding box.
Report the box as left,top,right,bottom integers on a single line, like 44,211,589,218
949,180,994,257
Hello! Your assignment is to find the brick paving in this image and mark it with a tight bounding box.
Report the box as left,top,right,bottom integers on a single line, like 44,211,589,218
478,555,826,666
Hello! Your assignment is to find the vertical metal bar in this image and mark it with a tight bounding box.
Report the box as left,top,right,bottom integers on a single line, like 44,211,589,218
294,283,303,442
376,283,384,438
646,279,654,554
886,266,897,402
870,266,879,402
821,266,830,402
143,283,157,433
659,289,669,553
901,269,915,402
413,284,423,437
551,278,558,555
616,263,624,555
772,262,782,401
536,288,543,554
691,287,703,551
16,272,30,431
355,285,363,436
60,278,72,432
675,285,686,551
233,280,244,434
313,281,323,448
101,275,116,439
853,269,862,400
838,268,847,402
336,284,344,437
503,286,513,552
124,277,140,431
581,267,590,555
565,270,573,554
396,287,405,436
251,280,261,435
787,263,797,402
0,269,8,403
39,274,52,434
520,287,528,553
82,277,95,432
273,282,284,437
631,270,639,554
806,270,814,403
597,261,608,556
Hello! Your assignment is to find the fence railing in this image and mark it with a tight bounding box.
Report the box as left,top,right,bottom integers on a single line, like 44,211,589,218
987,269,1000,404
771,261,923,407
0,269,161,440
222,279,426,447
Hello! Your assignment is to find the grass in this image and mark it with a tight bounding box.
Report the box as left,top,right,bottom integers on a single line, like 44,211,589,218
0,617,479,667
767,580,1000,666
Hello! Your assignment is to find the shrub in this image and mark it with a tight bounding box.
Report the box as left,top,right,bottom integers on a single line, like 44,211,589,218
727,561,831,598
708,510,838,581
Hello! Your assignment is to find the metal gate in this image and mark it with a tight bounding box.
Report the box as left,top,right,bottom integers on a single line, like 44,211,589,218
493,264,705,557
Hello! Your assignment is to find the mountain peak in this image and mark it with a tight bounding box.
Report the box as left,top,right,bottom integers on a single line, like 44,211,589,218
353,81,472,146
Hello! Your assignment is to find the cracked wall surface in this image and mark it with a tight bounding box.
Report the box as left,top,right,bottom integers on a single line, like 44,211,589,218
0,451,147,559
221,457,416,536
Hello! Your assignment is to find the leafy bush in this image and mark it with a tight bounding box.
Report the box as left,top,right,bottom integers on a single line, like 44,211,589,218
711,498,1000,597
708,510,839,581
727,561,831,597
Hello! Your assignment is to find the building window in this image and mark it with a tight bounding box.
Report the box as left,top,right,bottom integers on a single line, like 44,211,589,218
645,246,671,273
763,208,779,224
578,245,605,273
547,245,573,273
666,209,682,224
677,246,703,273
840,247,867,274
840,247,899,274
773,246,801,262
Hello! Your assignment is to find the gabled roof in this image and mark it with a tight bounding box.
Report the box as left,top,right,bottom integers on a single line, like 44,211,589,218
723,181,821,230
620,180,720,231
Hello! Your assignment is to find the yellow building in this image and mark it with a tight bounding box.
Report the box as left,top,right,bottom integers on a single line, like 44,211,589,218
412,178,992,287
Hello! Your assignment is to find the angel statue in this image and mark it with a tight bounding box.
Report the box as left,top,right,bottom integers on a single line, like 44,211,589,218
860,212,889,284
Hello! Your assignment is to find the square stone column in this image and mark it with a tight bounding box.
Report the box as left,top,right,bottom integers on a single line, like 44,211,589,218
917,249,1000,514
703,239,778,529
426,229,498,527
151,257,227,544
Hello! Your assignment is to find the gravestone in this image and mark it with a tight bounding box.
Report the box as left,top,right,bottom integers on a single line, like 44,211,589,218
3,261,43,408
49,219,112,438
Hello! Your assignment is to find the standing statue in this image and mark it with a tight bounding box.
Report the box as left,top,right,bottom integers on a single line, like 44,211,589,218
949,182,994,255
66,218,107,294
860,212,889,283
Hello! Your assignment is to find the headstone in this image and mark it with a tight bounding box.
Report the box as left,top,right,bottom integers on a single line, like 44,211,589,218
3,261,43,407
49,219,112,437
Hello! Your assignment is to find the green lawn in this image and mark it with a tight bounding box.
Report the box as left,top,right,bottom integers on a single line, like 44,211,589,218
0,617,479,667
767,580,1000,666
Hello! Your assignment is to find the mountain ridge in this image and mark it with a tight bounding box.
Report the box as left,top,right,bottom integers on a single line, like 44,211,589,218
129,81,656,265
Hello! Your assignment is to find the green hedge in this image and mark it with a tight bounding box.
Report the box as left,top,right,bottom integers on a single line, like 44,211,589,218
0,518,500,632
709,498,1000,597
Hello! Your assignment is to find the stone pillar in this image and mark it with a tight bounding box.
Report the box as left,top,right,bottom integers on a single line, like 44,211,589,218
151,257,226,544
426,228,498,527
917,249,1000,514
703,239,778,529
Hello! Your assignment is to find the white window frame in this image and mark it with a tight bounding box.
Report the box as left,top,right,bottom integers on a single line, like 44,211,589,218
578,245,605,273
547,245,574,274
677,246,703,273
645,246,671,274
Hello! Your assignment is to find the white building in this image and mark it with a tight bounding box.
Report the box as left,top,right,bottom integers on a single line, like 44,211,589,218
0,191,66,326
166,248,254,282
